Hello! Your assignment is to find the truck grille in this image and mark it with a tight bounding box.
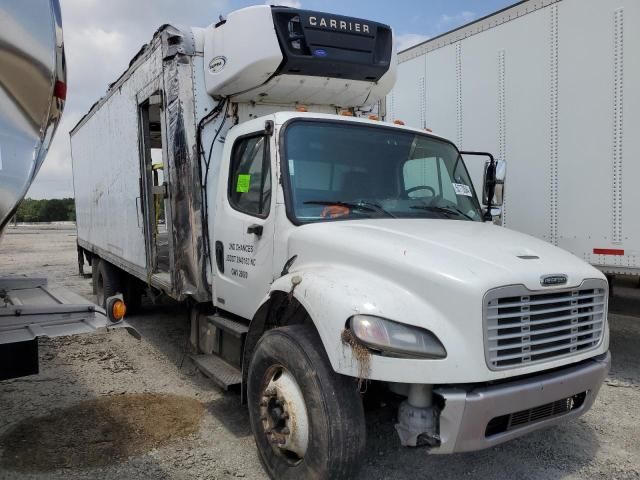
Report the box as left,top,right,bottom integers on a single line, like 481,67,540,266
484,280,607,370
485,392,587,437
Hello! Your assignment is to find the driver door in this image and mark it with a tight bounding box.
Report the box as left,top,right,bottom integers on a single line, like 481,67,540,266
212,119,276,320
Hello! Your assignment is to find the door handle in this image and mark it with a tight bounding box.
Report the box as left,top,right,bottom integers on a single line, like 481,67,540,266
215,241,224,273
247,224,263,236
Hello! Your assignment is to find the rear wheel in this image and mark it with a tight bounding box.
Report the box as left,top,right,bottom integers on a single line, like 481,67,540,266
247,325,366,480
94,260,121,308
122,274,143,314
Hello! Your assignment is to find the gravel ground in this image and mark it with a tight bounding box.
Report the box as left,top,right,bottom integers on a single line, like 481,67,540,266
1,224,639,480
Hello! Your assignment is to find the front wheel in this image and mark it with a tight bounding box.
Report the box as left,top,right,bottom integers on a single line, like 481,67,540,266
247,325,366,480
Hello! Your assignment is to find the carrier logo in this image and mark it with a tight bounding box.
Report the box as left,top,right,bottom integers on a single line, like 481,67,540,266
540,274,568,286
308,16,371,34
208,56,226,73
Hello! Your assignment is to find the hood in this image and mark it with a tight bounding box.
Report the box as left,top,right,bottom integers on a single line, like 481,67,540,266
288,219,604,294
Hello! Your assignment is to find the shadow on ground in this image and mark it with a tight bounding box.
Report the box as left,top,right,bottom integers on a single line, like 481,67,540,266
0,393,204,472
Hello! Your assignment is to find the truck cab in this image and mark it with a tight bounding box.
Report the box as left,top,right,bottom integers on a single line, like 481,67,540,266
207,109,610,457
212,113,488,319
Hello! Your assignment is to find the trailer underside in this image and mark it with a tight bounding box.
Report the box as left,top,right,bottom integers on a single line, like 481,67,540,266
0,276,136,380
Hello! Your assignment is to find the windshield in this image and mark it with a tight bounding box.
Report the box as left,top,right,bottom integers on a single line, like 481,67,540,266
282,120,483,223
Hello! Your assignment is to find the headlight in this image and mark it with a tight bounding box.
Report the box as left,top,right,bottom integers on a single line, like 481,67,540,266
349,315,446,359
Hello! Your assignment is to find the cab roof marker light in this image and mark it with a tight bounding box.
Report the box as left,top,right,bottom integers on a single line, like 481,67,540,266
393,119,405,125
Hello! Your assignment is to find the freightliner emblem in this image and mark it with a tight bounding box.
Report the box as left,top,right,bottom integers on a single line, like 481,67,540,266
540,274,568,286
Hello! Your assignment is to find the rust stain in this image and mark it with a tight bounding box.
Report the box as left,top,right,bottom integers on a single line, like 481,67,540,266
341,328,371,391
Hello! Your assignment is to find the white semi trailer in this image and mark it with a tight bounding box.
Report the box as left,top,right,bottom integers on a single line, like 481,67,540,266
71,5,610,479
387,0,640,280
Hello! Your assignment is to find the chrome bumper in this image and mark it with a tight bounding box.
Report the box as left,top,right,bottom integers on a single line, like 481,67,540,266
433,352,611,454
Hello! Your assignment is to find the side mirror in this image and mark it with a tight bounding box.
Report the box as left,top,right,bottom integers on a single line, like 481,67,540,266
459,151,506,222
483,159,507,207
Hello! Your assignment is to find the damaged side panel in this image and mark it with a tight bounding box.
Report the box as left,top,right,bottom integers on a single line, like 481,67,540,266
162,46,209,301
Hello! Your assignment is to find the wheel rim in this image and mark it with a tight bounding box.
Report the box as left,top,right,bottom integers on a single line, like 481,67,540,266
259,365,309,464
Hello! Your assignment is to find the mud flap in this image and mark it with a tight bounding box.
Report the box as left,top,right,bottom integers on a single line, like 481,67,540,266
0,339,38,380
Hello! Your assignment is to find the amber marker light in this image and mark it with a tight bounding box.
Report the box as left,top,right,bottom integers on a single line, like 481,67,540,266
106,296,127,323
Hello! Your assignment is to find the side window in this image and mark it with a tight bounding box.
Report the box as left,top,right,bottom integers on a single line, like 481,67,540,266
229,136,271,217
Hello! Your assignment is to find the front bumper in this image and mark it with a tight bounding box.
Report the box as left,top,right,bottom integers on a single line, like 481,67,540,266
432,352,610,454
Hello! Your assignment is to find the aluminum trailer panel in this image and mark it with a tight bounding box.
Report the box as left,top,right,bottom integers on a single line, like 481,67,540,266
0,0,65,233
387,0,640,275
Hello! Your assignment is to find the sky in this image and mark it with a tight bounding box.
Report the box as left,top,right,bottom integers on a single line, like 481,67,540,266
28,0,513,199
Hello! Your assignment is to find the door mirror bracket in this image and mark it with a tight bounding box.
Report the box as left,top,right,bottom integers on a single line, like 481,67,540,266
460,151,506,222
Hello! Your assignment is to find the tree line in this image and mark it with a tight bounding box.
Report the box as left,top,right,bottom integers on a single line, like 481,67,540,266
13,198,76,223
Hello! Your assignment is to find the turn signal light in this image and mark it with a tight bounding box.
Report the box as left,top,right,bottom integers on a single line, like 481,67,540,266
106,295,127,323
111,300,126,321
393,119,405,125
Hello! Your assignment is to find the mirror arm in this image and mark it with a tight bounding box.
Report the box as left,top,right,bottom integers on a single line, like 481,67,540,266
484,159,496,222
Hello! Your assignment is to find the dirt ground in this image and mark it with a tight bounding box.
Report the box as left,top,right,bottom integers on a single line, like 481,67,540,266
1,224,639,480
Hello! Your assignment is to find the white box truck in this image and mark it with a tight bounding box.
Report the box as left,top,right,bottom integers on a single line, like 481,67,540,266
387,0,640,281
71,5,610,479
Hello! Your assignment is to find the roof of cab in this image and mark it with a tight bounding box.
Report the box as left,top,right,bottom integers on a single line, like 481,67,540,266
272,111,450,144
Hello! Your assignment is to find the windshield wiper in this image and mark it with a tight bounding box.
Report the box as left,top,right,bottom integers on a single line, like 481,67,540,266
358,201,396,218
410,205,473,220
303,200,396,218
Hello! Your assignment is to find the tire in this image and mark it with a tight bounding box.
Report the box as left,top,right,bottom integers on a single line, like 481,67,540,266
122,274,143,315
91,259,99,294
247,325,366,480
95,259,121,308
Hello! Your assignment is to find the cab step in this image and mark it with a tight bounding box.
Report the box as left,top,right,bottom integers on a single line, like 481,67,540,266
206,314,249,338
191,354,242,391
